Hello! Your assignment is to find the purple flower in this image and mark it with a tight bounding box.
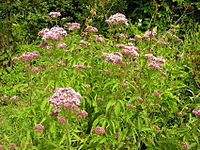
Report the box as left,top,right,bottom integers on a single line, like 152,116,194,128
153,125,161,130
2,96,9,101
76,110,88,119
102,52,123,64
57,117,66,124
85,26,98,32
93,126,105,135
106,13,128,25
10,96,18,101
181,142,191,149
34,124,44,132
79,40,88,45
192,109,200,116
31,67,39,73
49,88,82,111
65,23,80,30
57,43,67,49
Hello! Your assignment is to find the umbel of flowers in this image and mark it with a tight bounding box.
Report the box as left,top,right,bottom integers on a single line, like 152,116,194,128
49,88,82,112
106,13,128,26
38,27,67,41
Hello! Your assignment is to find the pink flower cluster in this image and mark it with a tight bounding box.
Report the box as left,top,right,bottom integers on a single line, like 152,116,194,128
49,88,82,111
106,13,128,25
72,64,92,69
79,40,88,45
153,39,169,45
65,23,80,30
57,43,67,49
76,110,88,119
115,43,139,57
12,51,40,61
96,37,105,42
135,31,157,39
181,142,191,149
144,54,165,70
85,26,98,32
192,109,200,116
102,52,123,64
49,12,61,18
38,27,67,41
34,124,44,132
93,126,105,135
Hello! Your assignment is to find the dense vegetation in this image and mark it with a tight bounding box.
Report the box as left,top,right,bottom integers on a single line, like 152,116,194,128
0,0,199,149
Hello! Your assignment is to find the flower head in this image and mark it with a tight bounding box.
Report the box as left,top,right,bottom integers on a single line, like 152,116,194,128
49,88,82,111
93,126,105,134
49,12,61,18
34,124,44,132
106,13,128,25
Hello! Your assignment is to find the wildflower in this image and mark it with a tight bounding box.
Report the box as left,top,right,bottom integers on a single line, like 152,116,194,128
93,126,105,135
156,40,169,45
57,61,66,66
96,37,105,42
39,27,67,41
161,72,168,76
136,97,143,102
106,13,128,25
34,124,44,132
10,96,18,101
57,43,67,49
177,112,183,117
84,84,91,89
184,106,189,110
181,142,191,149
49,88,82,111
134,68,141,71
115,44,126,48
153,125,161,130
2,96,9,101
76,110,88,119
72,64,85,68
121,83,128,87
40,64,46,69
12,51,40,62
0,145,5,150
49,12,61,18
134,35,143,39
31,67,40,73
143,31,157,38
21,89,27,93
49,110,59,117
102,52,123,64
122,48,139,57
64,102,78,110
85,26,98,32
57,117,66,124
153,91,160,98
65,23,80,30
79,40,88,45
127,104,137,109
87,66,92,69
192,109,200,116
148,61,163,70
